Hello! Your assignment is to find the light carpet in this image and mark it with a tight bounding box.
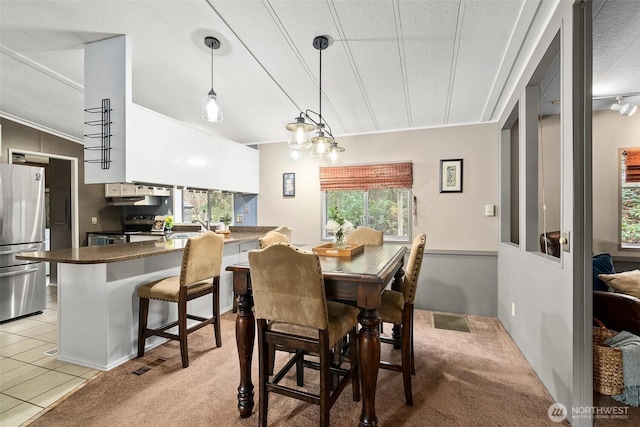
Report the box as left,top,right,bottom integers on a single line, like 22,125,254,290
27,311,571,426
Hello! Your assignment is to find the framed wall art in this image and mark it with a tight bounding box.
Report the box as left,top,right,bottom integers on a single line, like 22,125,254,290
439,159,463,193
283,172,295,197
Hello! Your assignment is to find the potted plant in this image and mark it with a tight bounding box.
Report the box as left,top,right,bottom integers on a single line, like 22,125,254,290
220,213,232,231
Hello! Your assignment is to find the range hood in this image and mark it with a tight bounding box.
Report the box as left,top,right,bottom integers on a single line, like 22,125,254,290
106,196,162,206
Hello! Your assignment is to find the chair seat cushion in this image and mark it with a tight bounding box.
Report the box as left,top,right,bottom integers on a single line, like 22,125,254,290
268,301,359,348
379,289,404,324
137,275,213,302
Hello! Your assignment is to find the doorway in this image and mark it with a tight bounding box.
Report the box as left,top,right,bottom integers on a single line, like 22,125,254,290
9,149,80,283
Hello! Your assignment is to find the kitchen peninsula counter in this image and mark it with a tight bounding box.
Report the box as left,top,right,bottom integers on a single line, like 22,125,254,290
17,232,265,264
16,231,265,371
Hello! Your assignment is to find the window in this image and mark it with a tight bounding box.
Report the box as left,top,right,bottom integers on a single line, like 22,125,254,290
319,162,413,242
182,189,233,226
620,148,640,248
323,189,411,241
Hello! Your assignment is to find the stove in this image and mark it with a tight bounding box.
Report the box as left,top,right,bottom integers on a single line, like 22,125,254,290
123,215,156,232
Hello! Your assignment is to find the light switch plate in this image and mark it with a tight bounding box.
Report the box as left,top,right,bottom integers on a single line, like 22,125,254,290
484,204,495,217
91,216,98,225
244,205,250,213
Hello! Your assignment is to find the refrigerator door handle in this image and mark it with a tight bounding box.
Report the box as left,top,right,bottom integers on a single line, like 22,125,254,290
0,266,39,278
0,245,41,255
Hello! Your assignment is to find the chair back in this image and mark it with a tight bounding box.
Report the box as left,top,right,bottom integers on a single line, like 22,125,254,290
258,230,289,248
346,226,383,246
273,225,293,242
249,244,328,330
180,231,225,286
403,233,426,304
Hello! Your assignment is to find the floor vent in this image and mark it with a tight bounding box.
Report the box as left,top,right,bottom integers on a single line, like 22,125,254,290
132,358,167,375
433,313,472,333
43,348,58,356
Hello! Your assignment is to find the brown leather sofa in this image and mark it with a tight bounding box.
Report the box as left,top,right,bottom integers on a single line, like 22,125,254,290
593,290,640,336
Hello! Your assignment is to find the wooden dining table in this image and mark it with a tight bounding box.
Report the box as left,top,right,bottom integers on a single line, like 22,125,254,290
226,244,407,427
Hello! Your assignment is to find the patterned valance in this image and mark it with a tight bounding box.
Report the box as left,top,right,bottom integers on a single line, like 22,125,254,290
319,162,413,191
625,149,640,183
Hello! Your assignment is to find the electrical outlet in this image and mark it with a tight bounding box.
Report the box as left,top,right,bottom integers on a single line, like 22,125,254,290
236,215,243,223
91,216,98,225
511,303,516,317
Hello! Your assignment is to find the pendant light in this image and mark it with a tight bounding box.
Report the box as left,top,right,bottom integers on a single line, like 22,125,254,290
202,36,223,122
285,35,345,162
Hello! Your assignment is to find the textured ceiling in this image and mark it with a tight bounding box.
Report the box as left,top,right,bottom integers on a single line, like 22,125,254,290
0,0,639,146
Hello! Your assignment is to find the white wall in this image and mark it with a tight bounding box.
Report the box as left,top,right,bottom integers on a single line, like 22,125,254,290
498,0,583,419
257,123,499,249
593,109,640,257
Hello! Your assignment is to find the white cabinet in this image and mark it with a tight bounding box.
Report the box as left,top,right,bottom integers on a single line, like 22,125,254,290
105,183,171,197
85,35,259,194
104,183,136,196
218,240,257,313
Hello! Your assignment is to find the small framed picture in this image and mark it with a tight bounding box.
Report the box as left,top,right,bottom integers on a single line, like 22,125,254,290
439,159,463,193
283,172,295,197
152,215,166,232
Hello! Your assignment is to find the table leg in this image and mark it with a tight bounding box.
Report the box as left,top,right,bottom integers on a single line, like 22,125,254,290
358,308,381,427
391,267,405,349
236,290,255,418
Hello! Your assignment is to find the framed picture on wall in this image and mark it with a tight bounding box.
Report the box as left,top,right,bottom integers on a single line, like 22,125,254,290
439,159,463,193
283,173,295,197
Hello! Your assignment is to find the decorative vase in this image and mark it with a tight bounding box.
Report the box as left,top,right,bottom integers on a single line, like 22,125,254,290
333,233,347,249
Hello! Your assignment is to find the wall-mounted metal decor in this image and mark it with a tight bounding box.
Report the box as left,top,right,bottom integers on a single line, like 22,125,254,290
84,98,112,169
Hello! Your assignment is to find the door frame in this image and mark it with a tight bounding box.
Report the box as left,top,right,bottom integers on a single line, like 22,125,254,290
8,148,79,248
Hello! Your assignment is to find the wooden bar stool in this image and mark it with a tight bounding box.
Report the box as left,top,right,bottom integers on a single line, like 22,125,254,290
137,231,224,368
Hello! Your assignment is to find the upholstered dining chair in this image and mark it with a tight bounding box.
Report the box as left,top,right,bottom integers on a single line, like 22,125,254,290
258,230,289,248
137,231,224,368
273,225,292,242
377,233,426,405
231,230,291,314
345,226,383,246
249,243,360,427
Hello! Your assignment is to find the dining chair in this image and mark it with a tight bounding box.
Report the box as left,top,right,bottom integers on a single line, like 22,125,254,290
249,243,360,427
377,233,426,405
273,225,293,242
258,230,289,248
345,226,383,246
137,231,224,368
232,230,291,314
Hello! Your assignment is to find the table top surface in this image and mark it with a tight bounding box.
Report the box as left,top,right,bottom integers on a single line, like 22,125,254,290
228,244,407,285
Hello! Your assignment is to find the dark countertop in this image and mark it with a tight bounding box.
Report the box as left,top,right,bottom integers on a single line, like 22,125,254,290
16,232,265,265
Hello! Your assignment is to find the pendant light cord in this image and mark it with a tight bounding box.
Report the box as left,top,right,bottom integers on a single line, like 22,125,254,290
210,46,214,90
319,47,322,127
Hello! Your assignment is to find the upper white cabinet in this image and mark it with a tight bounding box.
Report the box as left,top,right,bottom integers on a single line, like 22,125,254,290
84,35,259,194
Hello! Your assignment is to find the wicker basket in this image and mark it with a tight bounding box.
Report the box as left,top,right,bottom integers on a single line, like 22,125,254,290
593,318,624,396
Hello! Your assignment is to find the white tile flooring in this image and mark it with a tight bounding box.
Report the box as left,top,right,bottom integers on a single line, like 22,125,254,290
0,284,99,426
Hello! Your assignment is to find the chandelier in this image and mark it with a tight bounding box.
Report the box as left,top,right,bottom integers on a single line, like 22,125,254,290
286,36,345,163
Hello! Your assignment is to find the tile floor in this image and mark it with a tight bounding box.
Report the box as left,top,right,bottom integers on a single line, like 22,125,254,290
0,284,99,426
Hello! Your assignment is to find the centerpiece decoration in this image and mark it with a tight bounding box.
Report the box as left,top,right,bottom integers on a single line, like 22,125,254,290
164,214,174,232
325,207,354,249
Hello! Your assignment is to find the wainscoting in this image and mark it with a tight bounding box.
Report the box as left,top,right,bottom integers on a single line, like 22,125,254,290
413,250,497,317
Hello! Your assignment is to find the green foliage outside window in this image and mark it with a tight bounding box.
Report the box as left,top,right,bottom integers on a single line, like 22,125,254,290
622,187,640,245
183,190,232,225
325,189,410,239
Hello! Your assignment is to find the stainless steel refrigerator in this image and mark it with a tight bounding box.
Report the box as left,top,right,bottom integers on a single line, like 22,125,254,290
0,163,46,322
